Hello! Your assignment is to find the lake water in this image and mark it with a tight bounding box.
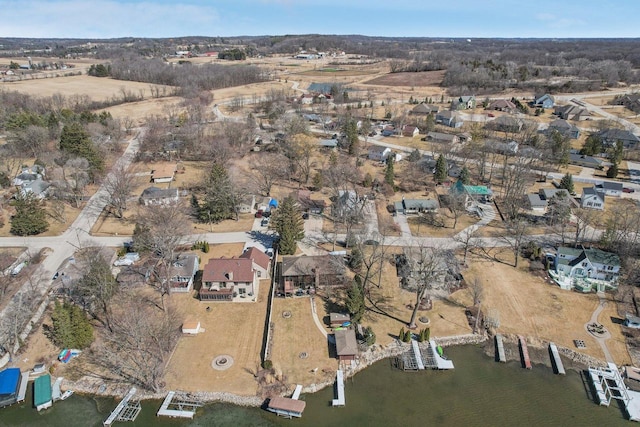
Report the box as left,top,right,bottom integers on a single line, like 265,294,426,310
0,345,630,427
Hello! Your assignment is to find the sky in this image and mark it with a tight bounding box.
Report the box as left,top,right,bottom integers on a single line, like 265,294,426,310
1,0,639,39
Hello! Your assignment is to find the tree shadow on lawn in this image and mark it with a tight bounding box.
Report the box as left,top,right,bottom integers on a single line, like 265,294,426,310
364,292,408,325
470,246,514,267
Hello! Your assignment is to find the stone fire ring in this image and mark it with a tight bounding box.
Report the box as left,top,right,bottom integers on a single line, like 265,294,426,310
282,311,292,319
212,355,234,370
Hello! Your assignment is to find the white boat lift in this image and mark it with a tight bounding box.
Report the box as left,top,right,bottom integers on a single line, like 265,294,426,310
103,387,141,426
156,391,203,419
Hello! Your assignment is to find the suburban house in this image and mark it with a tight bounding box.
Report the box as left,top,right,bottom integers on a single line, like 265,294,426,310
290,189,327,214
116,263,152,288
240,246,272,278
368,145,392,162
487,115,523,133
547,119,580,139
569,153,605,169
554,105,590,121
280,255,346,294
402,125,420,138
426,132,460,144
410,103,439,115
532,93,555,109
334,328,358,361
238,195,256,214
332,190,363,219
435,111,463,128
551,246,621,292
13,166,50,199
151,163,177,183
139,187,179,206
597,128,640,149
317,138,338,149
200,257,256,301
450,180,493,211
540,188,571,200
487,99,516,112
451,95,476,110
527,188,570,212
616,93,640,113
581,187,605,210
394,198,439,215
168,253,200,293
596,181,623,197
486,140,519,155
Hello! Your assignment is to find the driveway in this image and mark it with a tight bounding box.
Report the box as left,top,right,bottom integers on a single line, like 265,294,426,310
393,213,412,238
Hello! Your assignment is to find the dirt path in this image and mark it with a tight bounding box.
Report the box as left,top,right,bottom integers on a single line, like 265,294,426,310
585,295,614,363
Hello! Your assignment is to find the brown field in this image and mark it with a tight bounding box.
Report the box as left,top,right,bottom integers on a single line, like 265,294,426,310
0,74,170,102
364,70,446,87
298,69,379,77
407,212,479,238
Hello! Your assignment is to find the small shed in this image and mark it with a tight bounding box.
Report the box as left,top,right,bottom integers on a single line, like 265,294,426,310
330,313,351,327
334,329,358,361
182,320,201,335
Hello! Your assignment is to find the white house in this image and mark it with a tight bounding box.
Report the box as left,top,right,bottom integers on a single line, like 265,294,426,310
168,253,200,293
552,246,620,292
368,146,391,162
139,187,179,206
596,181,623,198
581,187,605,210
13,166,50,199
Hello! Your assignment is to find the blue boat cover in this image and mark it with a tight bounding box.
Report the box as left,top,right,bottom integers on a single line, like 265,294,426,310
0,368,20,395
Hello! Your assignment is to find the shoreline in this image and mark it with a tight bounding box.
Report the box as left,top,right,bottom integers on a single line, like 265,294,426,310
60,331,610,407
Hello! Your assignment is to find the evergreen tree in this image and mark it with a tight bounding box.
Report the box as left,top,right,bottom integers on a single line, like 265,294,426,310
580,135,603,156
197,163,236,223
384,156,395,186
271,196,305,255
344,118,359,155
459,166,471,185
408,148,421,162
348,247,363,271
345,278,365,323
607,163,619,178
434,154,448,183
51,301,94,349
425,113,436,132
10,192,49,236
59,122,104,176
559,173,574,193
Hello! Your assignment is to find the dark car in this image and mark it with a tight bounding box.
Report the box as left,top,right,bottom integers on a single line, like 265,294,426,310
302,213,309,220
623,187,635,193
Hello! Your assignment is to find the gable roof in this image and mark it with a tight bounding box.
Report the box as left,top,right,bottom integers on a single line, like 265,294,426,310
140,186,179,199
202,257,254,283
598,128,640,144
558,246,620,267
151,163,177,179
582,186,605,200
488,99,516,110
597,181,623,192
281,255,345,277
240,247,271,271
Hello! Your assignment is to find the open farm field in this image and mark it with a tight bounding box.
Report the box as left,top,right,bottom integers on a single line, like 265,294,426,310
364,70,446,87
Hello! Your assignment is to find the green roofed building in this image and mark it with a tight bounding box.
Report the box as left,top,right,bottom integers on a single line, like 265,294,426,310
34,374,52,411
450,180,493,209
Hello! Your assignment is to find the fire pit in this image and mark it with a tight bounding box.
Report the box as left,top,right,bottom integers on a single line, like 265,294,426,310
211,355,234,371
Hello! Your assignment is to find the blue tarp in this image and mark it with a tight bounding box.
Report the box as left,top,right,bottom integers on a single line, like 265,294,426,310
269,198,278,208
0,368,20,395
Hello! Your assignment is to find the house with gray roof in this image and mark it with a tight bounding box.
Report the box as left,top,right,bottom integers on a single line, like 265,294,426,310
487,116,523,133
139,187,179,206
435,110,463,128
597,128,640,149
532,93,555,109
569,154,605,169
596,181,623,197
554,105,590,121
394,198,439,215
280,255,346,294
13,166,49,199
552,246,620,291
527,194,548,212
410,103,438,115
547,119,580,139
426,132,460,144
451,95,476,110
581,187,605,210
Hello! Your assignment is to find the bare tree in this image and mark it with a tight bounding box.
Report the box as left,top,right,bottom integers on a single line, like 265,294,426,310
103,163,136,219
87,295,181,393
249,152,288,196
501,218,529,268
468,277,484,306
134,202,190,309
453,226,479,265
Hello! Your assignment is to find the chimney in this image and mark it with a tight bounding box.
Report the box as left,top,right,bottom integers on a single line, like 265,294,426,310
226,271,233,280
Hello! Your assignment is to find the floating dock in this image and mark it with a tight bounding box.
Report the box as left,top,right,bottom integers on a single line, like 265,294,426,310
588,363,640,421
332,369,345,406
16,372,28,403
411,340,425,370
157,391,202,419
548,342,565,375
291,384,303,400
518,335,532,369
103,387,141,426
495,334,506,363
52,377,63,401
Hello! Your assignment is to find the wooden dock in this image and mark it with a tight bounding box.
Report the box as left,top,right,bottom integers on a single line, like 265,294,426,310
495,334,506,363
411,340,425,370
548,342,565,375
518,335,532,369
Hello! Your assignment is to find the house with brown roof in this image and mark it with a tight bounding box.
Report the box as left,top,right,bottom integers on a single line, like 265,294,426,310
410,103,438,115
280,255,346,294
334,328,358,361
289,189,327,214
151,163,177,183
200,257,256,301
240,246,272,278
487,99,516,112
402,125,419,138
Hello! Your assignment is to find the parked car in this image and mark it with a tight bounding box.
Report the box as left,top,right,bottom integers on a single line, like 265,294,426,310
302,213,309,220
261,218,269,226
265,248,274,258
623,187,635,193
255,210,263,218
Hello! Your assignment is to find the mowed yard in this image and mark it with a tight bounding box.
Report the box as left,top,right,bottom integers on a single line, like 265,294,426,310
163,278,270,395
460,252,631,365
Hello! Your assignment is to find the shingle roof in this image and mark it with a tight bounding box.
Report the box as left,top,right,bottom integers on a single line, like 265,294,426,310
202,257,254,283
240,247,271,271
334,328,358,356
